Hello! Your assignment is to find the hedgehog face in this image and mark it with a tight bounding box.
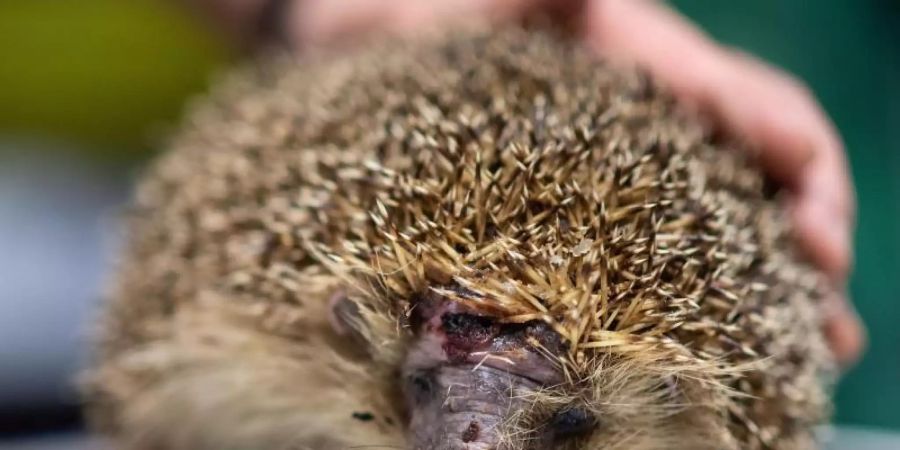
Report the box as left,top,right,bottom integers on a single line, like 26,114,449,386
334,288,731,450
401,291,573,449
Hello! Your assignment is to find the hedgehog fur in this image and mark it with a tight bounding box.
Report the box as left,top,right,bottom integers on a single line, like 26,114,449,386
86,26,835,450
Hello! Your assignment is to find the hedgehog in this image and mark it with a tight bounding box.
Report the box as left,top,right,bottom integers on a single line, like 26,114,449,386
86,26,836,450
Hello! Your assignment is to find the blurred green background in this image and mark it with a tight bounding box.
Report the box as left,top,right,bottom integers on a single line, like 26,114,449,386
0,0,229,161
0,0,897,437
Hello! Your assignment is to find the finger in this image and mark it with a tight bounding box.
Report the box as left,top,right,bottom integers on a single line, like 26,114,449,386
711,53,821,186
584,1,819,187
823,292,866,366
718,55,856,280
584,0,730,104
792,153,856,280
795,135,856,228
792,196,853,281
723,53,855,204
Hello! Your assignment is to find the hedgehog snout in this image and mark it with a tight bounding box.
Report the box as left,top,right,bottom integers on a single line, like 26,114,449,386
397,291,595,449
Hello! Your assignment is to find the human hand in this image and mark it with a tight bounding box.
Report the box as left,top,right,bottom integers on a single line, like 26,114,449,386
270,0,864,365
581,0,863,365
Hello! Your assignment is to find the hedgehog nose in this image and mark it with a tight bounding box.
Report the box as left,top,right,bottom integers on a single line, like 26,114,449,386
409,412,504,450
434,416,495,450
405,365,536,450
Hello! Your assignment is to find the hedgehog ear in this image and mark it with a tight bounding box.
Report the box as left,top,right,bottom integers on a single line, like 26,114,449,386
328,290,367,343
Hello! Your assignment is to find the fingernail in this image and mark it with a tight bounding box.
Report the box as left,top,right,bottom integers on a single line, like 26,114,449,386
801,198,852,279
804,158,852,219
823,292,866,367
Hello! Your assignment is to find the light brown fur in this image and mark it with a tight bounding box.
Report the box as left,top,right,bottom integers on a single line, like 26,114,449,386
86,26,834,449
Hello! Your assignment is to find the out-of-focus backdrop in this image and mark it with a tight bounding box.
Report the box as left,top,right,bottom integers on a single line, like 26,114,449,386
0,0,897,448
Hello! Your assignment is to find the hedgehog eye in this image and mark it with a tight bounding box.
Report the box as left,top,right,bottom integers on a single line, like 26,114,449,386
441,313,496,338
406,369,437,405
549,407,597,440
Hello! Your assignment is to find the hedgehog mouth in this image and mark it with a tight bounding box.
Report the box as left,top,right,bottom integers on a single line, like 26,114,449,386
401,291,568,449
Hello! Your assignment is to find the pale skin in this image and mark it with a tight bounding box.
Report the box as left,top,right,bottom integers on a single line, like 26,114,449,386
187,0,864,365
